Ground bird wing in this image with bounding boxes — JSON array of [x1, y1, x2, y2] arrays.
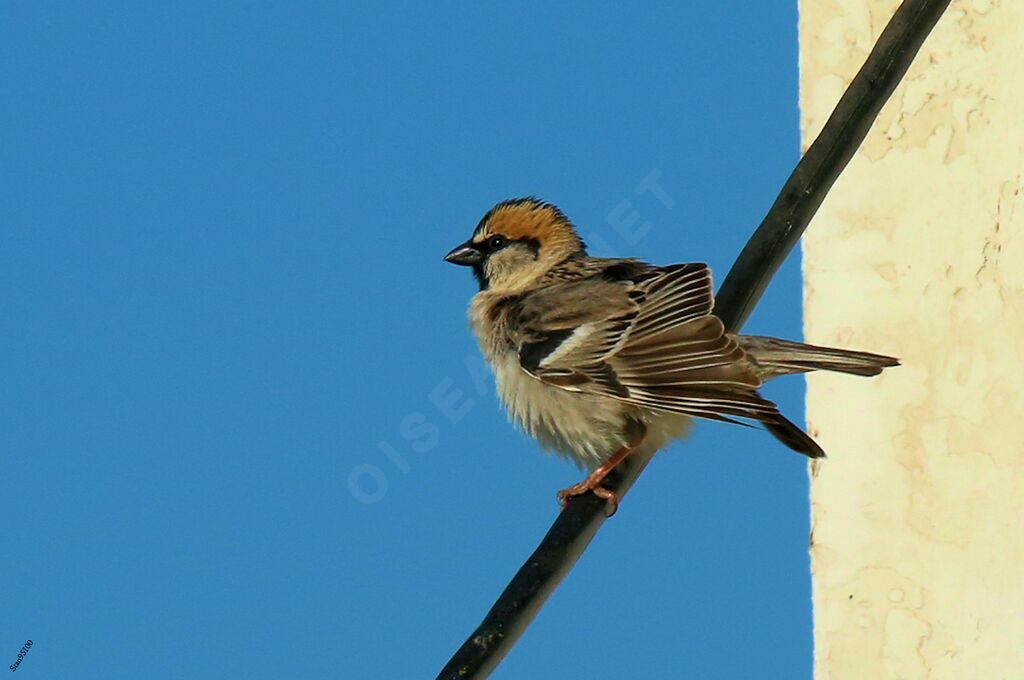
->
[[514, 262, 781, 425]]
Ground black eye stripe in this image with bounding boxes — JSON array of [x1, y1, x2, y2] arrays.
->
[[473, 235, 509, 255], [473, 235, 541, 256]]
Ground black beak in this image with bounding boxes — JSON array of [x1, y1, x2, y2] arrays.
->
[[443, 241, 483, 266]]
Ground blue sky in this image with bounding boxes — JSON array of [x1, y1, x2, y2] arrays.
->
[[2, 2, 813, 678]]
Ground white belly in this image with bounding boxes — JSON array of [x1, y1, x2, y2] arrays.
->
[[491, 353, 692, 467]]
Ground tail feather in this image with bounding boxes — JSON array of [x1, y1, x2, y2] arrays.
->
[[736, 335, 899, 458], [737, 335, 899, 379]]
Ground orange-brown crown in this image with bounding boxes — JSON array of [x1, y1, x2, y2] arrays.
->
[[472, 197, 586, 260]]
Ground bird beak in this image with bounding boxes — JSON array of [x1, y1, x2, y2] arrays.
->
[[443, 241, 483, 266]]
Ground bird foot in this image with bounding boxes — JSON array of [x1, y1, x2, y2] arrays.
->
[[557, 480, 619, 517]]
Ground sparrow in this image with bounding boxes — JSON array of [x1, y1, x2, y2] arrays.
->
[[445, 197, 898, 514]]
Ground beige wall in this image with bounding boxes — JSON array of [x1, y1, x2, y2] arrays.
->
[[799, 1, 1024, 677]]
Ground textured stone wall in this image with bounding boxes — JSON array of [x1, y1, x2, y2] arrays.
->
[[799, 1, 1024, 677]]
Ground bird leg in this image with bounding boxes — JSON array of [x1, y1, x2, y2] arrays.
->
[[558, 427, 646, 517]]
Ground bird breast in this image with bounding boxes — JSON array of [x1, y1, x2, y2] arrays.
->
[[491, 352, 637, 467]]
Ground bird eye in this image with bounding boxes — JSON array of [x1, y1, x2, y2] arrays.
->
[[487, 235, 507, 250]]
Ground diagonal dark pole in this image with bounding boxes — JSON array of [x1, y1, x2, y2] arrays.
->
[[437, 1, 951, 678]]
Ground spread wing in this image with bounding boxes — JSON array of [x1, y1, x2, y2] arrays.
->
[[514, 262, 786, 427]]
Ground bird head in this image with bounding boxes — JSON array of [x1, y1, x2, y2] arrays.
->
[[444, 197, 586, 291]]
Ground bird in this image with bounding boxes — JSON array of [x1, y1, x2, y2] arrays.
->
[[444, 197, 898, 514]]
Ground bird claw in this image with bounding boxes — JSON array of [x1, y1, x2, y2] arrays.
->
[[557, 482, 619, 517], [555, 435, 642, 518]]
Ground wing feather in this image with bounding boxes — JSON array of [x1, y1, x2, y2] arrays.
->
[[516, 261, 781, 424]]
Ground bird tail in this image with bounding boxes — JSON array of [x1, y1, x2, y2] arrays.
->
[[737, 335, 900, 379]]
